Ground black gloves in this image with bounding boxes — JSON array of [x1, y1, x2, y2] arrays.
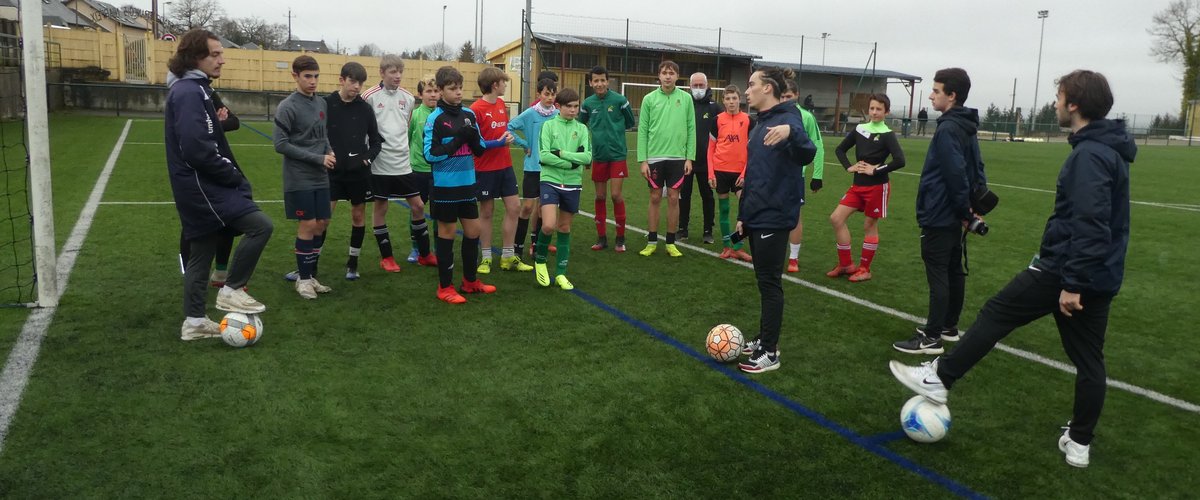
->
[[810, 178, 823, 192]]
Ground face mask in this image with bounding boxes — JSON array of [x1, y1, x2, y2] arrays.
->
[[691, 88, 707, 100]]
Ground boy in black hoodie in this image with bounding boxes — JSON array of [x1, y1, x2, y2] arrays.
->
[[325, 62, 382, 280], [891, 70, 1134, 469]]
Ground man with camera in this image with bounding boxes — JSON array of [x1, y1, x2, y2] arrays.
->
[[894, 68, 986, 355]]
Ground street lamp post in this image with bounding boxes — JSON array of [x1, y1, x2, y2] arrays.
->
[[821, 32, 831, 65], [442, 5, 448, 56], [1030, 10, 1049, 133]]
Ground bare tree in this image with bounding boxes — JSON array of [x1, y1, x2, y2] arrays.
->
[[474, 44, 490, 64], [420, 42, 454, 61], [237, 17, 288, 50], [167, 0, 225, 30], [1149, 0, 1200, 118], [358, 43, 382, 57]]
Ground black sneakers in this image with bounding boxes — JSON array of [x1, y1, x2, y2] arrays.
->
[[893, 329, 945, 355]]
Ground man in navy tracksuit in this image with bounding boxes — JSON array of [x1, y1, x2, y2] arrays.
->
[[891, 70, 1134, 468], [165, 29, 273, 341], [736, 67, 817, 374]]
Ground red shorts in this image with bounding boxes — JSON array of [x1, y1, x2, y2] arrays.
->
[[591, 160, 629, 182], [839, 183, 890, 218]]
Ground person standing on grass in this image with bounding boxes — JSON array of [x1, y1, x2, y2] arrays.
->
[[637, 60, 695, 258], [408, 74, 440, 228], [423, 66, 504, 304], [678, 72, 720, 244], [735, 66, 816, 374], [177, 89, 240, 289], [707, 84, 753, 262], [322, 62, 382, 281], [781, 80, 825, 274], [166, 28, 273, 340], [918, 107, 929, 136], [534, 88, 591, 290], [827, 93, 905, 283], [580, 65, 636, 253], [891, 70, 1134, 469], [274, 55, 335, 300], [507, 78, 558, 264], [470, 67, 523, 275]]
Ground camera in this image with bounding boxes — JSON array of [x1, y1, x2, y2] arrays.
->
[[968, 218, 989, 236]]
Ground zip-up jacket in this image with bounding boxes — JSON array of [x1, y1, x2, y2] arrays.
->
[[408, 103, 435, 173], [636, 87, 696, 162], [797, 103, 824, 181], [916, 106, 984, 228], [738, 103, 816, 230], [423, 99, 507, 203], [325, 91, 382, 180], [361, 82, 415, 175], [580, 90, 635, 162], [538, 115, 591, 187], [164, 70, 259, 240], [834, 121, 905, 186], [1036, 119, 1135, 296], [273, 91, 331, 192], [509, 104, 558, 173], [693, 89, 722, 166]]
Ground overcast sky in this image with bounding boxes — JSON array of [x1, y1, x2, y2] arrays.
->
[[146, 0, 1188, 118]]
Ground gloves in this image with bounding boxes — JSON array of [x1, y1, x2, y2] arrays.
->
[[456, 125, 477, 141], [810, 178, 823, 192]]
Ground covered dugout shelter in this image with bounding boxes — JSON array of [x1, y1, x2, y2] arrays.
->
[[754, 61, 922, 132]]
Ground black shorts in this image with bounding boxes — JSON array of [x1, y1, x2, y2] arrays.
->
[[521, 171, 541, 199], [646, 159, 686, 190], [475, 167, 519, 200], [409, 171, 433, 203], [329, 176, 372, 205], [714, 171, 743, 195], [371, 174, 421, 200], [284, 188, 333, 220], [540, 183, 582, 214], [431, 200, 480, 223]]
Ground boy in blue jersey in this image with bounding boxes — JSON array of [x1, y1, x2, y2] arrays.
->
[[507, 78, 558, 265]]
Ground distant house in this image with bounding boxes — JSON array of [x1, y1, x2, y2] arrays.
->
[[241, 42, 260, 51], [62, 0, 149, 38], [283, 39, 329, 54], [0, 0, 100, 31]]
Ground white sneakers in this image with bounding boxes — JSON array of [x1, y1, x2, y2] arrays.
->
[[180, 317, 221, 341], [295, 278, 332, 299], [889, 359, 949, 405], [215, 286, 266, 314], [1059, 428, 1090, 468]]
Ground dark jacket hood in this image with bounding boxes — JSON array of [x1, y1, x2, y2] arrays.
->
[[1069, 119, 1137, 163], [936, 106, 979, 136]]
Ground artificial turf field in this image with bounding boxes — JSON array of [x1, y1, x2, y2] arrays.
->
[[0, 113, 1197, 498]]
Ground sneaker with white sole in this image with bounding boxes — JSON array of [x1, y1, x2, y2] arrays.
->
[[283, 270, 299, 282], [738, 348, 780, 373], [893, 330, 945, 355], [345, 267, 360, 280], [215, 286, 267, 313], [180, 317, 221, 341], [1058, 427, 1090, 468], [209, 269, 228, 288], [295, 279, 318, 300], [741, 338, 761, 356], [889, 359, 948, 404], [407, 248, 420, 263], [915, 326, 962, 342], [310, 278, 332, 293]]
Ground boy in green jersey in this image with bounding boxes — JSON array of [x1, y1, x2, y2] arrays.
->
[[409, 75, 438, 203], [580, 66, 636, 252], [781, 81, 825, 273], [636, 60, 696, 258], [534, 88, 591, 290]]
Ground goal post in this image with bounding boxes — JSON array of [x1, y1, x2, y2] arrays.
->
[[20, 0, 58, 307]]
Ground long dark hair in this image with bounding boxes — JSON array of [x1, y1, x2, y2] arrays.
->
[[168, 29, 219, 77]]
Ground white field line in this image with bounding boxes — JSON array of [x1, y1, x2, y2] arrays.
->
[[99, 200, 284, 205], [0, 120, 133, 452], [578, 208, 1200, 415]]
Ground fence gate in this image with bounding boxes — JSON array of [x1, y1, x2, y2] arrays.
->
[[123, 35, 148, 83]]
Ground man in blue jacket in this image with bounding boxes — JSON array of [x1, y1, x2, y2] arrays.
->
[[891, 70, 1134, 468], [165, 29, 273, 340], [735, 66, 816, 374]]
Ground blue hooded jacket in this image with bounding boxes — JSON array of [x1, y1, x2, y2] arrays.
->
[[165, 70, 260, 240], [1036, 119, 1135, 296], [738, 102, 817, 230], [916, 106, 984, 228]]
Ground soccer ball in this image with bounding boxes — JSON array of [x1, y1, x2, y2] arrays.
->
[[220, 312, 262, 348], [900, 395, 951, 443], [705, 324, 744, 363]]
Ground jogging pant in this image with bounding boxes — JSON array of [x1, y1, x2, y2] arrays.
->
[[183, 210, 274, 317], [921, 226, 967, 334], [748, 229, 789, 352], [679, 162, 714, 234], [937, 267, 1113, 445]]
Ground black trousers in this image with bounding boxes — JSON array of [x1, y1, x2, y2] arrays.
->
[[748, 229, 789, 352], [937, 267, 1113, 445], [183, 211, 273, 317], [679, 162, 714, 233], [921, 226, 967, 333]]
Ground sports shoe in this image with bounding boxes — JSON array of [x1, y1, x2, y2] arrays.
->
[[380, 257, 402, 273], [639, 243, 658, 256], [416, 253, 438, 267], [718, 248, 734, 259], [916, 326, 962, 342], [345, 267, 360, 281], [614, 236, 626, 253], [555, 274, 574, 290], [295, 279, 318, 300], [310, 278, 332, 294], [406, 248, 420, 263], [535, 262, 550, 287], [1058, 427, 1090, 468], [437, 285, 467, 304], [888, 359, 948, 404], [787, 258, 799, 273], [461, 279, 497, 294], [500, 255, 533, 272], [180, 317, 221, 341], [665, 244, 683, 257], [702, 231, 715, 244], [741, 338, 761, 356], [209, 269, 228, 288], [848, 267, 873, 283], [825, 264, 858, 278], [733, 249, 753, 262], [591, 236, 608, 251], [477, 258, 492, 275], [216, 286, 267, 314], [678, 229, 689, 241], [893, 331, 945, 355], [739, 348, 780, 373], [283, 270, 299, 282]]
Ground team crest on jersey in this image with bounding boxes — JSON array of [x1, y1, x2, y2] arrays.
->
[[607, 105, 614, 112], [571, 131, 578, 140], [703, 113, 710, 119]]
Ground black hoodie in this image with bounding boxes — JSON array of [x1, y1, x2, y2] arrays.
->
[[693, 88, 723, 166], [1036, 119, 1135, 296], [324, 91, 382, 180], [916, 106, 985, 228]]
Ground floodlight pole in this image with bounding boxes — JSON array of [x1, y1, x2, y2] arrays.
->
[[821, 32, 830, 65], [1030, 10, 1048, 133], [20, 0, 59, 306], [521, 3, 532, 108]]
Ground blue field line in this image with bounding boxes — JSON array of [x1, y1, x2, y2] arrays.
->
[[240, 122, 274, 141], [569, 288, 987, 500], [864, 430, 910, 445]]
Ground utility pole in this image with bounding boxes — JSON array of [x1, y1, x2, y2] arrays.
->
[[1030, 10, 1049, 133], [285, 9, 295, 43], [521, 2, 532, 108], [1010, 77, 1018, 136]]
